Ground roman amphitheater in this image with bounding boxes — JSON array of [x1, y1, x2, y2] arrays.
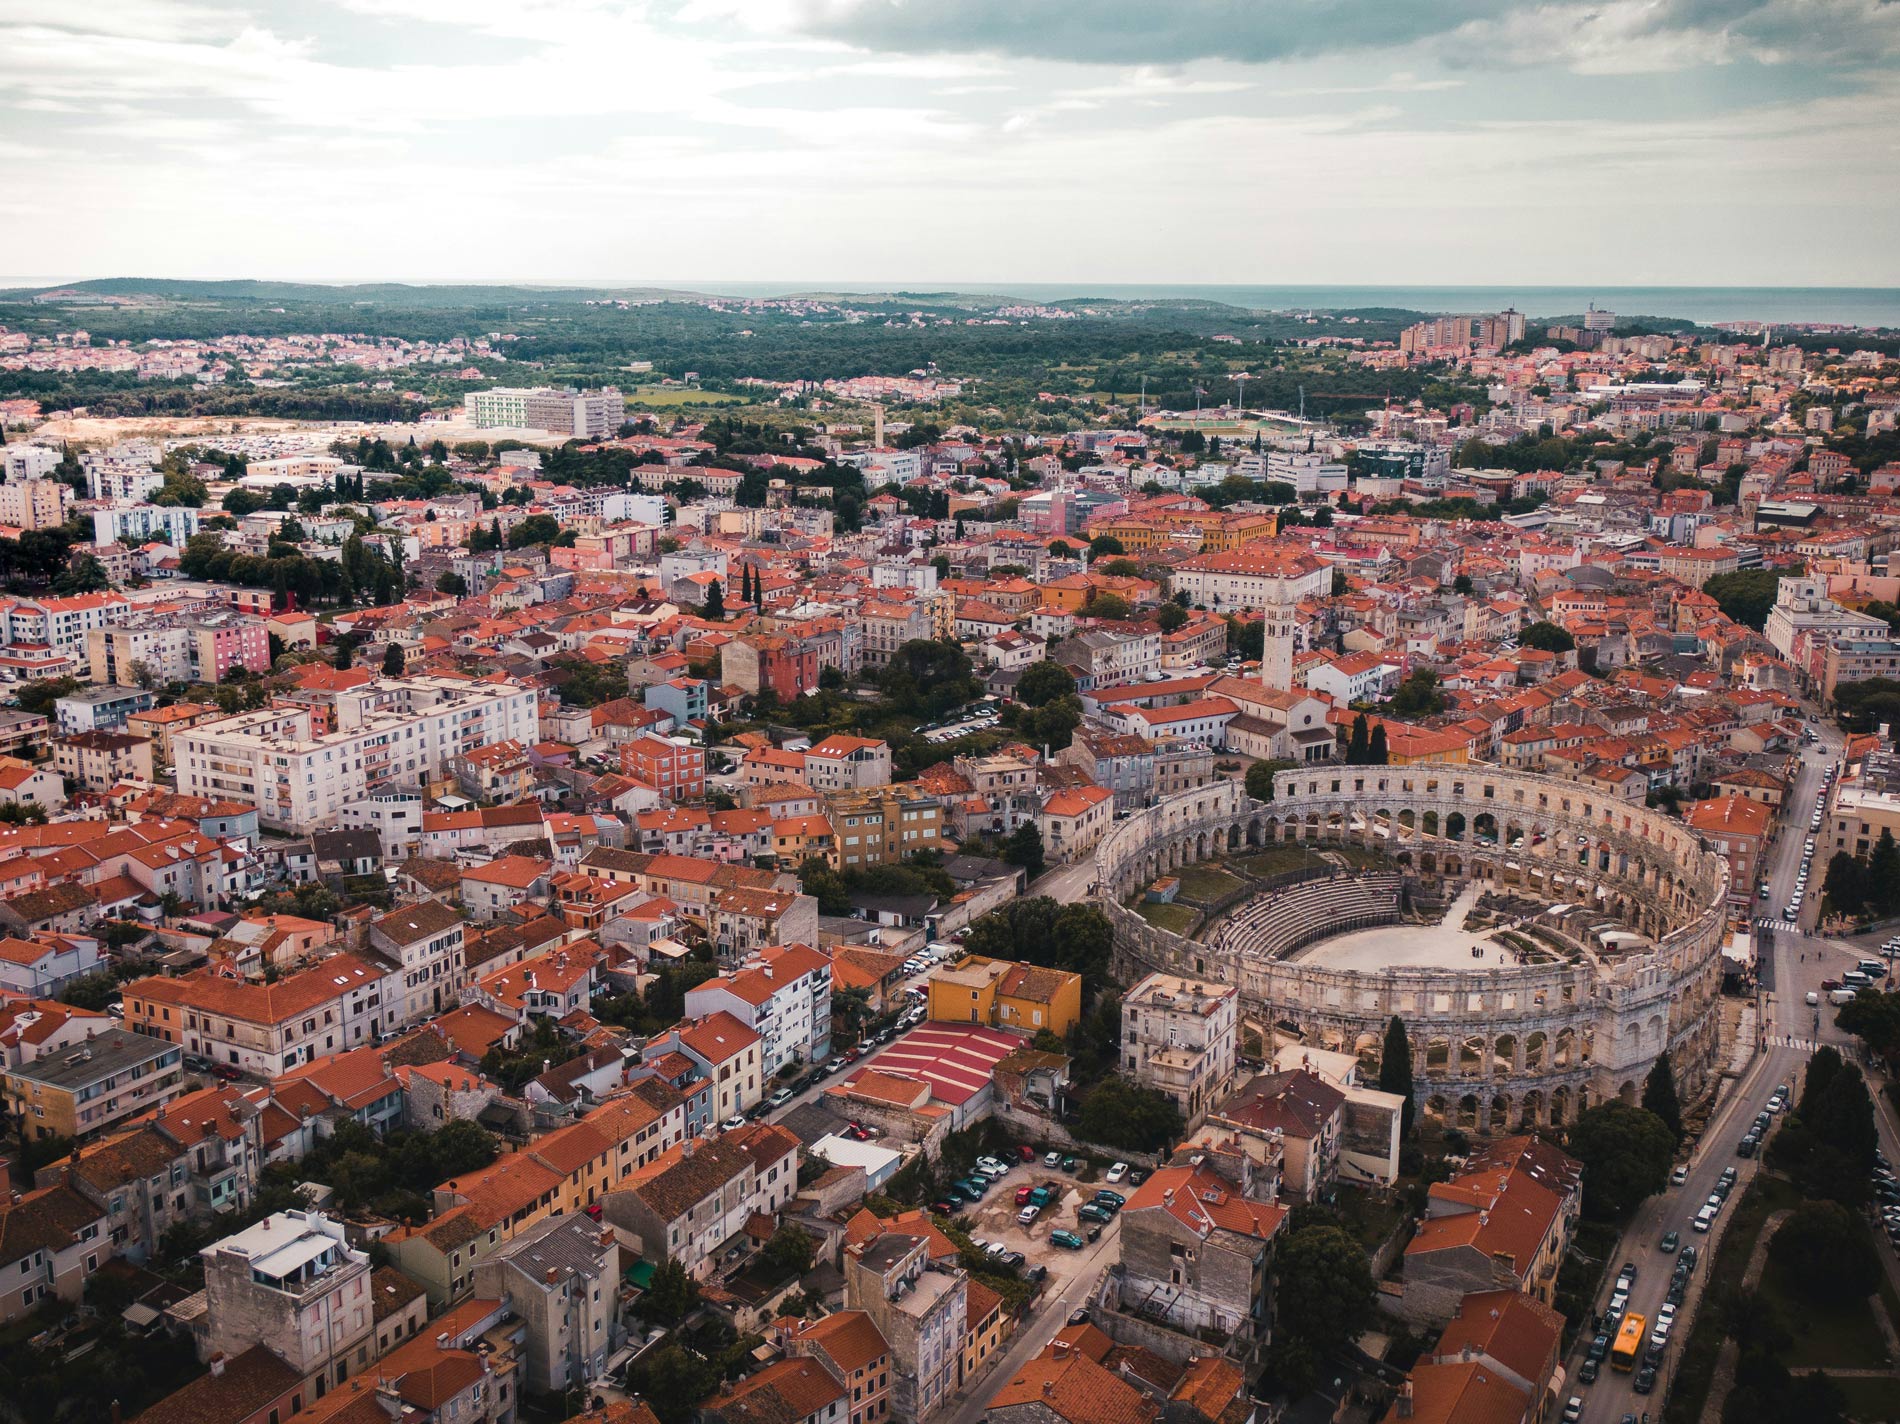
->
[[1096, 764, 1731, 1136]]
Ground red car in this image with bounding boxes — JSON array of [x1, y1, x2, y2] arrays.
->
[[211, 1062, 244, 1082], [1016, 1145, 1037, 1162], [1015, 1185, 1035, 1205], [1823, 978, 1842, 991]]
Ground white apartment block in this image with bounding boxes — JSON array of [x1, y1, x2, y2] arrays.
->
[[465, 386, 624, 438], [1, 444, 60, 481], [92, 501, 200, 547], [88, 622, 194, 686], [0, 592, 132, 654], [683, 943, 833, 1076], [843, 449, 923, 490], [84, 461, 166, 503], [1121, 973, 1239, 1131], [0, 476, 72, 531], [176, 676, 540, 833]]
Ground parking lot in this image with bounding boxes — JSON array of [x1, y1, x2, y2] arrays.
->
[[941, 1154, 1134, 1287]]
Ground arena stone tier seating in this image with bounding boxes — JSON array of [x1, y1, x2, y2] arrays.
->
[[1209, 872, 1403, 961]]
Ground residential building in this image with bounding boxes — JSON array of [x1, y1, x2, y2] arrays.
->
[[602, 1121, 799, 1278], [1400, 1137, 1581, 1324], [684, 942, 833, 1074], [789, 1310, 892, 1424], [465, 385, 625, 438], [702, 1355, 848, 1424], [0, 1184, 110, 1325], [54, 728, 155, 790], [199, 1209, 374, 1396], [621, 735, 706, 803], [649, 1011, 765, 1123], [925, 956, 1082, 1037], [55, 682, 155, 734], [471, 1213, 620, 1395], [845, 1232, 967, 1423], [367, 901, 468, 1026], [122, 952, 394, 1076], [1120, 974, 1239, 1131], [0, 932, 104, 997], [1037, 784, 1114, 863], [3, 1024, 184, 1141], [725, 632, 821, 700], [826, 786, 945, 869], [802, 736, 893, 793], [1380, 1290, 1564, 1424], [1115, 1160, 1286, 1345], [174, 676, 540, 833], [1210, 1069, 1345, 1203], [92, 500, 200, 546]]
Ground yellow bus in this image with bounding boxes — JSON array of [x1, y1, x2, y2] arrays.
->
[[1611, 1313, 1647, 1371]]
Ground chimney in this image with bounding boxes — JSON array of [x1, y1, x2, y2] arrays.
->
[[546, 1267, 560, 1284], [436, 1331, 452, 1351], [1041, 1381, 1054, 1398], [209, 1355, 227, 1378]]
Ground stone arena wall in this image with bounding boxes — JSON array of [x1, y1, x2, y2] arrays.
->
[[1095, 765, 1730, 1135]]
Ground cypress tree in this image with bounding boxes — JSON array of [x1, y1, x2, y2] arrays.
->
[[1379, 1016, 1416, 1136], [1369, 724, 1389, 765], [1347, 713, 1370, 765], [1642, 1051, 1682, 1141]]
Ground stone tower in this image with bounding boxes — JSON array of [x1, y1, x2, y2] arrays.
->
[[1260, 577, 1296, 692]]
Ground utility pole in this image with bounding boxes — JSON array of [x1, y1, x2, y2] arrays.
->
[[1140, 375, 1146, 422]]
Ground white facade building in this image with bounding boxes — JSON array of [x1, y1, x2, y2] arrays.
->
[[175, 676, 540, 833], [91, 501, 200, 547], [1121, 973, 1239, 1131]]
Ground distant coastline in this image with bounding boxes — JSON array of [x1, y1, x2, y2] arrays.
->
[[4, 277, 1897, 329]]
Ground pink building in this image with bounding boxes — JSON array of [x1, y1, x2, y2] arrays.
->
[[189, 617, 272, 681]]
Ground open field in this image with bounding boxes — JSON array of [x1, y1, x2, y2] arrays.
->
[[623, 385, 749, 408]]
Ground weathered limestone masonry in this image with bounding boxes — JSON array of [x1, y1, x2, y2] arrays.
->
[[1096, 765, 1730, 1137]]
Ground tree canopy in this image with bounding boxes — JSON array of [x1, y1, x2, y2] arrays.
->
[[1566, 1101, 1675, 1221], [1077, 1075, 1185, 1153]]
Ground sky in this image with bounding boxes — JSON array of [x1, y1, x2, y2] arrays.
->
[[2, 0, 1898, 289]]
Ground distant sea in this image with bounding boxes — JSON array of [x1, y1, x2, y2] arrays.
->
[[688, 282, 1900, 329]]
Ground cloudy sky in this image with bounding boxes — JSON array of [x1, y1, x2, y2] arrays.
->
[[2, 0, 1897, 288]]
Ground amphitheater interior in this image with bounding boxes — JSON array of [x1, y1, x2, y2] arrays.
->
[[1095, 764, 1730, 1137]]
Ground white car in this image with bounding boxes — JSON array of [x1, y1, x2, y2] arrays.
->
[[721, 1114, 747, 1130], [768, 1088, 793, 1108], [975, 1156, 1010, 1178], [1106, 1162, 1129, 1183]]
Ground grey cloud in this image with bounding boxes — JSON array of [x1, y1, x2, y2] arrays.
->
[[792, 0, 1517, 67], [793, 0, 1900, 69]]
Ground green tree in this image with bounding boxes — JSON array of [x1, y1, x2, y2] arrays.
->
[[1016, 660, 1076, 708], [15, 675, 78, 719], [627, 1343, 719, 1424], [1274, 1225, 1374, 1354], [1517, 620, 1575, 653], [1387, 668, 1446, 718], [506, 513, 561, 548], [1452, 573, 1474, 594], [51, 554, 109, 594], [381, 643, 404, 677], [761, 1224, 816, 1276], [1823, 850, 1869, 916], [640, 1258, 702, 1326], [1155, 602, 1188, 633], [1378, 1016, 1416, 1136], [1770, 1202, 1881, 1301], [1083, 591, 1132, 620], [1869, 829, 1900, 917], [1002, 822, 1045, 876], [1088, 534, 1125, 559], [1368, 724, 1389, 764], [1346, 713, 1370, 764], [1077, 1075, 1185, 1153], [1704, 568, 1792, 631], [1642, 1050, 1683, 1142], [1245, 758, 1294, 801], [1566, 1101, 1675, 1221], [434, 571, 467, 596], [703, 577, 726, 620]]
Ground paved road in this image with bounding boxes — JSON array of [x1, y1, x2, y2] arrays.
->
[[942, 1216, 1123, 1424], [1572, 719, 1845, 1424]]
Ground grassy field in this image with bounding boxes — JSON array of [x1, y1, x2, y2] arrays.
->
[[1761, 1227, 1895, 1369], [1231, 845, 1322, 878], [1173, 865, 1248, 902], [1664, 1173, 1804, 1424], [623, 385, 749, 408], [1135, 902, 1201, 936], [1828, 1374, 1900, 1420]]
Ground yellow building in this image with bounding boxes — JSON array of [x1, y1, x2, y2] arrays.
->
[[926, 955, 1083, 1038], [825, 785, 946, 869]]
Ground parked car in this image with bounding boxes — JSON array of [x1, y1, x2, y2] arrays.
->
[[1634, 1366, 1657, 1395], [1577, 1360, 1599, 1385], [1106, 1162, 1128, 1183], [1061, 1156, 1078, 1172], [768, 1088, 793, 1108], [1016, 1145, 1037, 1162], [1093, 1189, 1126, 1208], [1126, 1169, 1147, 1186], [1017, 1205, 1041, 1226], [1660, 1231, 1679, 1253], [1562, 1399, 1583, 1424], [931, 1201, 957, 1216], [1586, 1334, 1611, 1362], [1050, 1230, 1085, 1250], [1043, 1151, 1062, 1168], [1016, 1185, 1035, 1205], [999, 1251, 1026, 1269], [1669, 1166, 1688, 1185]]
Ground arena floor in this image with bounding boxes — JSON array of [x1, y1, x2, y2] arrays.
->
[[1291, 882, 1527, 971]]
